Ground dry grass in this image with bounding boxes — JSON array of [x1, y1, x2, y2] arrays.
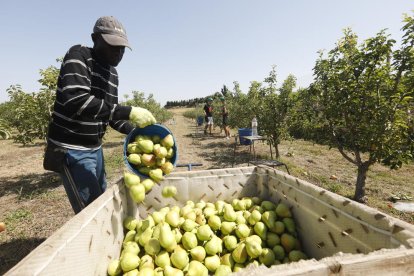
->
[[0, 107, 413, 274]]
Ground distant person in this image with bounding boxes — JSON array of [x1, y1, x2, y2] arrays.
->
[[220, 97, 231, 139], [204, 97, 213, 135], [43, 16, 156, 214]]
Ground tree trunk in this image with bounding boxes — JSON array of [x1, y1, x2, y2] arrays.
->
[[354, 162, 370, 202], [275, 144, 280, 159]]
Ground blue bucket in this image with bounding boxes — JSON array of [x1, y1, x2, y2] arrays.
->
[[197, 116, 204, 126], [123, 124, 178, 178], [238, 128, 253, 145]]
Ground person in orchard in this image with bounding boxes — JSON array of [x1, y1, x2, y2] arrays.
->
[[220, 97, 231, 139], [203, 97, 214, 135], [43, 16, 156, 214]]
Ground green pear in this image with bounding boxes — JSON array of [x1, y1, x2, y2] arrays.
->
[[246, 235, 263, 246], [138, 267, 155, 276], [149, 168, 164, 183], [156, 157, 166, 167], [129, 184, 146, 203], [124, 269, 139, 276], [152, 135, 161, 143], [151, 211, 165, 225], [204, 255, 221, 272], [171, 248, 189, 270], [155, 250, 170, 268], [161, 161, 174, 175], [187, 261, 208, 276], [203, 207, 216, 218], [138, 139, 154, 153], [127, 153, 142, 166], [120, 252, 140, 272], [181, 219, 198, 232], [154, 146, 168, 158], [127, 143, 138, 154], [173, 228, 182, 243], [288, 250, 307, 262], [272, 245, 286, 261], [266, 232, 281, 248], [141, 179, 155, 192], [232, 243, 248, 264], [164, 265, 184, 276], [253, 221, 268, 240], [270, 221, 285, 234], [138, 227, 153, 247], [261, 200, 276, 211], [283, 217, 296, 234], [124, 171, 140, 188], [280, 233, 296, 252], [159, 223, 177, 252], [165, 210, 180, 228], [182, 232, 198, 250], [223, 235, 238, 251], [220, 221, 236, 235], [197, 225, 213, 241], [166, 148, 174, 159], [138, 166, 151, 176], [275, 203, 292, 218], [220, 253, 234, 269], [235, 224, 251, 239], [259, 248, 276, 266], [262, 211, 277, 229], [204, 235, 223, 255], [245, 240, 262, 259], [123, 230, 136, 245], [208, 215, 221, 231], [190, 246, 206, 262], [123, 241, 140, 255], [223, 204, 237, 222], [161, 134, 174, 149], [123, 216, 138, 231], [214, 265, 232, 276], [107, 259, 122, 276], [161, 185, 177, 197], [145, 238, 161, 256], [139, 255, 154, 270], [248, 209, 262, 225]]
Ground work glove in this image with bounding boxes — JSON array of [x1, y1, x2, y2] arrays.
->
[[129, 107, 156, 128]]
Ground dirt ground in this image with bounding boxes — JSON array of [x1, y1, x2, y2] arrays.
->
[[0, 107, 413, 274]]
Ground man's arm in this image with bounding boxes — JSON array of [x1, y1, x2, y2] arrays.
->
[[109, 120, 134, 135]]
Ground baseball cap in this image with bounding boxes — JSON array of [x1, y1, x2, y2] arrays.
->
[[93, 16, 131, 50]]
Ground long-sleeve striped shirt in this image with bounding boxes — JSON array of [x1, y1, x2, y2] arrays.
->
[[47, 45, 133, 149]]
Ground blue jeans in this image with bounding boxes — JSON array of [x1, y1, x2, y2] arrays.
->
[[60, 147, 107, 214]]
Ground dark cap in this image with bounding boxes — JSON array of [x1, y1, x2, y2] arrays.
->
[[93, 16, 131, 50]]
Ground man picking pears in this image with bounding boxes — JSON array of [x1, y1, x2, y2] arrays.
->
[[44, 16, 156, 214]]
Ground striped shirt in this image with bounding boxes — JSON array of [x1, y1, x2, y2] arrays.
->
[[47, 45, 133, 149]]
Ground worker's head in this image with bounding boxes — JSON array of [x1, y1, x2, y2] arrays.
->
[[91, 16, 131, 67], [220, 96, 225, 102], [207, 97, 213, 103]]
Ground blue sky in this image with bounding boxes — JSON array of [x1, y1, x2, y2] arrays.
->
[[0, 1, 412, 106]]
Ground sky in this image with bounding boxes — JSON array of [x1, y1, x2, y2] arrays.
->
[[0, 1, 412, 106]]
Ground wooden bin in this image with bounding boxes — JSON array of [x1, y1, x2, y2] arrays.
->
[[6, 166, 414, 275]]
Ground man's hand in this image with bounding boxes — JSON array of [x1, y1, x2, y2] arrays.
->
[[129, 107, 156, 128]]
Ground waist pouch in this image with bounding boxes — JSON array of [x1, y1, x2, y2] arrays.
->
[[43, 142, 67, 173]]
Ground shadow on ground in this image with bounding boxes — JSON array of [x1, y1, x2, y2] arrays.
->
[[0, 172, 61, 198], [198, 141, 251, 169], [0, 237, 46, 275]]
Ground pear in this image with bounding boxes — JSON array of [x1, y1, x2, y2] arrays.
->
[[272, 245, 286, 261], [232, 243, 248, 264], [245, 240, 263, 259], [124, 172, 140, 188], [138, 139, 154, 153], [197, 225, 213, 241], [215, 201, 226, 215], [182, 232, 198, 250], [154, 267, 163, 276], [107, 259, 122, 276], [233, 263, 245, 272], [145, 238, 161, 256], [190, 246, 206, 262], [183, 211, 196, 221], [220, 253, 235, 269], [152, 135, 161, 143], [124, 269, 139, 276], [154, 146, 168, 158], [233, 199, 247, 211], [248, 209, 261, 225], [280, 233, 296, 252], [267, 232, 281, 248], [164, 265, 184, 276], [259, 248, 276, 266], [246, 235, 262, 246], [161, 162, 174, 175], [187, 261, 208, 276], [149, 168, 164, 183], [138, 267, 155, 276], [162, 185, 177, 198], [127, 143, 138, 154], [161, 134, 174, 149], [165, 210, 180, 228], [242, 197, 253, 209], [123, 230, 136, 245], [223, 204, 237, 222], [195, 213, 206, 225], [120, 252, 140, 272], [173, 228, 182, 243], [181, 219, 198, 232], [220, 221, 236, 235], [208, 215, 221, 231], [138, 166, 151, 176], [235, 212, 246, 225], [127, 153, 142, 166], [171, 248, 189, 270], [166, 148, 174, 159], [156, 157, 166, 167], [270, 221, 285, 234], [123, 216, 138, 231], [203, 207, 216, 218], [159, 223, 177, 252], [214, 265, 232, 276], [204, 255, 220, 272], [141, 179, 155, 192], [180, 205, 193, 217], [138, 227, 153, 247], [139, 255, 154, 270], [151, 211, 165, 225], [204, 235, 223, 255], [235, 224, 251, 239], [253, 221, 268, 240], [288, 250, 307, 262], [262, 211, 277, 229], [123, 241, 140, 255], [261, 200, 276, 211], [222, 235, 238, 251], [276, 203, 292, 218], [129, 184, 146, 203], [283, 217, 296, 234], [155, 251, 170, 268]]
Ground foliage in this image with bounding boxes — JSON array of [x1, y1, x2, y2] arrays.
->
[[0, 118, 12, 139], [123, 91, 173, 123], [305, 15, 414, 201]]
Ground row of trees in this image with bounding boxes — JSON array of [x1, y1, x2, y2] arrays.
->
[[201, 14, 413, 202], [0, 61, 172, 145]]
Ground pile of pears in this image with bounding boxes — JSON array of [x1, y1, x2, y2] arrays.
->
[[107, 197, 307, 276], [126, 134, 175, 183]]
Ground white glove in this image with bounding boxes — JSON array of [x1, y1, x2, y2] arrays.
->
[[129, 107, 156, 128]]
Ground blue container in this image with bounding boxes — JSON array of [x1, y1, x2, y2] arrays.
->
[[197, 116, 204, 126], [238, 128, 253, 145], [124, 124, 178, 178]]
